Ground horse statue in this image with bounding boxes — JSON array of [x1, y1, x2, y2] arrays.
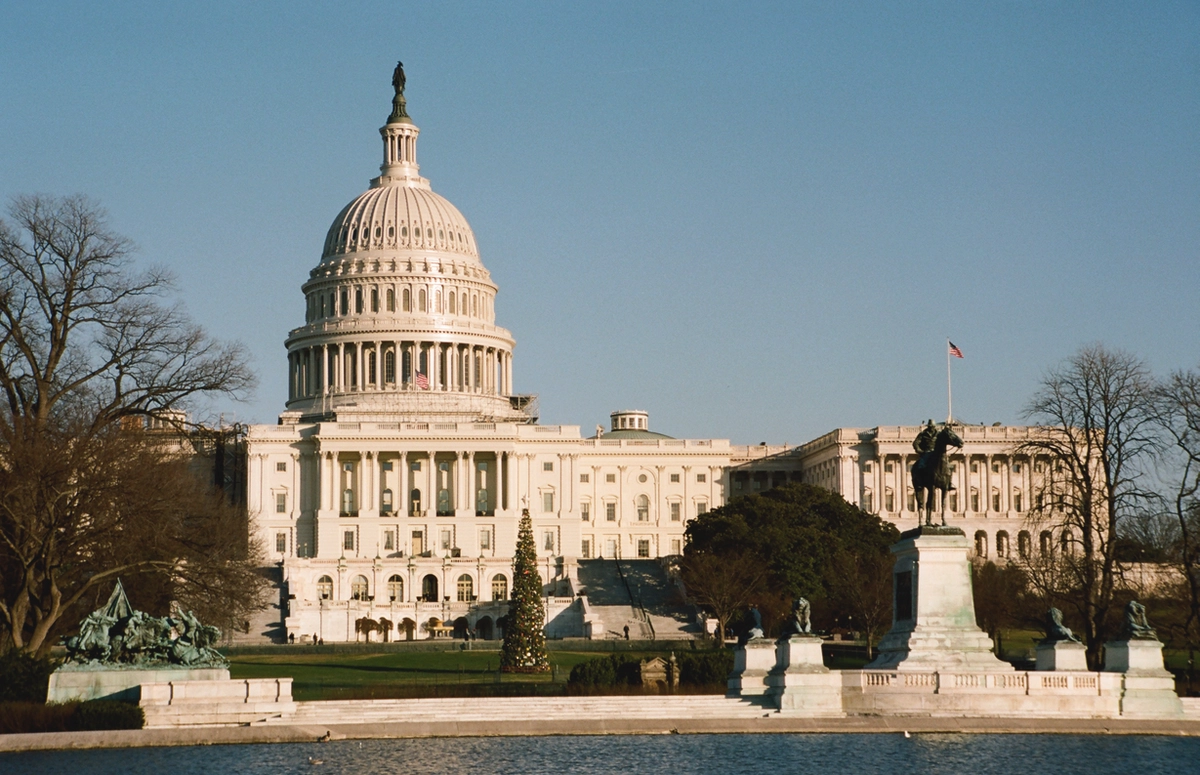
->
[[911, 423, 963, 526]]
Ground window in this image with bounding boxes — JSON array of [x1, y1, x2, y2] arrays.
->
[[670, 539, 681, 555], [670, 502, 681, 521], [402, 288, 411, 311], [342, 488, 354, 514], [276, 461, 287, 472], [340, 290, 349, 315], [343, 531, 355, 551], [317, 575, 333, 600], [543, 531, 555, 551], [971, 462, 979, 473], [384, 350, 395, 383], [696, 473, 707, 483], [970, 489, 980, 512], [637, 539, 650, 558], [605, 502, 616, 521], [636, 494, 650, 522], [862, 490, 874, 512], [449, 291, 456, 314], [479, 528, 491, 550], [351, 575, 369, 601], [276, 493, 287, 513], [992, 462, 1001, 473], [996, 531, 1009, 559], [580, 473, 590, 483], [670, 473, 680, 483], [382, 461, 393, 472], [543, 461, 554, 472], [492, 574, 508, 601], [355, 288, 363, 314], [457, 574, 474, 602], [440, 529, 452, 550], [696, 501, 708, 515], [387, 574, 403, 602], [992, 492, 1001, 512], [1013, 463, 1022, 474], [1013, 491, 1023, 512], [581, 539, 592, 559], [974, 532, 988, 559], [386, 288, 395, 312], [275, 532, 287, 553], [949, 492, 959, 512], [1019, 531, 1032, 559], [886, 462, 895, 474], [384, 530, 395, 551], [371, 288, 379, 313], [581, 502, 590, 521], [885, 490, 895, 511], [1040, 530, 1053, 556], [543, 492, 554, 513], [638, 474, 647, 483], [907, 491, 916, 512], [418, 289, 426, 312], [605, 474, 616, 483]]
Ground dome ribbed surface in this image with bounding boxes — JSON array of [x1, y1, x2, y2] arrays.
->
[[322, 184, 479, 263]]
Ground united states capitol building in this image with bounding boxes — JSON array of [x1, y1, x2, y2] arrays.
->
[[246, 70, 1061, 643]]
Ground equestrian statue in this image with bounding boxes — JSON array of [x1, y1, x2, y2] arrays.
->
[[910, 419, 963, 526]]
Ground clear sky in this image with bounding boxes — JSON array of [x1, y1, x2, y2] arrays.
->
[[2, 2, 1197, 444]]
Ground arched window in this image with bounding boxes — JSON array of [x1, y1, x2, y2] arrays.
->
[[434, 289, 442, 314], [355, 288, 363, 314], [418, 289, 426, 312], [1018, 531, 1032, 559], [387, 574, 403, 603], [317, 575, 333, 600], [402, 288, 411, 312], [371, 288, 379, 313], [491, 574, 508, 601], [342, 488, 354, 515], [381, 488, 394, 513], [449, 291, 456, 314], [974, 531, 988, 559], [996, 530, 1010, 559], [1040, 530, 1053, 556], [410, 488, 422, 513], [340, 290, 349, 316], [422, 574, 438, 602], [384, 350, 395, 383], [636, 494, 650, 522], [368, 350, 377, 385], [472, 294, 477, 317], [351, 575, 369, 601], [1061, 530, 1074, 555], [457, 574, 474, 602], [386, 288, 395, 312]]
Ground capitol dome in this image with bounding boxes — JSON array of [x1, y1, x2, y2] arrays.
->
[[280, 68, 527, 423]]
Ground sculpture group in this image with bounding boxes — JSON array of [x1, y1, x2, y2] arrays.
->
[[64, 580, 226, 669], [911, 420, 963, 526]]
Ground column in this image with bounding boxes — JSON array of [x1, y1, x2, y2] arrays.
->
[[398, 451, 408, 517], [363, 451, 373, 513], [291, 452, 300, 517]]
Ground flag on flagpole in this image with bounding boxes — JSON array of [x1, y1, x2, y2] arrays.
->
[[949, 341, 964, 359], [415, 371, 429, 389]]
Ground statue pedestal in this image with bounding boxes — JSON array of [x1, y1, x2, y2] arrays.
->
[[766, 636, 843, 715], [727, 639, 776, 697], [1036, 641, 1088, 671], [867, 526, 1010, 672], [47, 667, 230, 703], [1104, 638, 1184, 718]]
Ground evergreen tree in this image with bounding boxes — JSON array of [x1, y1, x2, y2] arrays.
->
[[500, 509, 550, 673]]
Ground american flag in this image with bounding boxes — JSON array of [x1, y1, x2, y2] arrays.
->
[[414, 371, 429, 389], [949, 341, 964, 359]]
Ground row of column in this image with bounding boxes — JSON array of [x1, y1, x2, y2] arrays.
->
[[867, 453, 1043, 515], [288, 341, 513, 400], [317, 449, 514, 517]]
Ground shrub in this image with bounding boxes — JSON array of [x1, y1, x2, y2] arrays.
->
[[567, 654, 640, 688], [677, 649, 733, 687], [0, 651, 57, 702], [69, 700, 145, 731], [0, 702, 77, 734]]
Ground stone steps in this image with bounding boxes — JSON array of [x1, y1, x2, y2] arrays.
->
[[275, 696, 772, 725]]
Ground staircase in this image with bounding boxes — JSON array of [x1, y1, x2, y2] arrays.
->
[[575, 560, 699, 640], [223, 566, 288, 645]]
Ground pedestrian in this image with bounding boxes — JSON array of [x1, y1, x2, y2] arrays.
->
[[623, 624, 630, 640], [289, 632, 295, 644]]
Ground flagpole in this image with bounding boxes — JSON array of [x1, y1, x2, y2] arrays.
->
[[946, 338, 953, 424]]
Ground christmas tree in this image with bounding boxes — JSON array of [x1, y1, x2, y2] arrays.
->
[[500, 508, 550, 673]]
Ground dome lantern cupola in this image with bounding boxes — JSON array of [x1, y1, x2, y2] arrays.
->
[[376, 61, 422, 187]]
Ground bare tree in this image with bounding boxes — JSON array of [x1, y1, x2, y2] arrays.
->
[[1018, 344, 1159, 667], [678, 550, 769, 647], [0, 194, 261, 653], [829, 548, 892, 659], [1154, 368, 1200, 646]]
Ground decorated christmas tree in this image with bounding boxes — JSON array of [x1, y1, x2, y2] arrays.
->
[[500, 508, 550, 673]]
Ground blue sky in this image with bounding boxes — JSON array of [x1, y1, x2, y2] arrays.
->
[[2, 2, 1197, 443]]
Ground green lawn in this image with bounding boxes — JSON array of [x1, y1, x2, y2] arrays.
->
[[228, 649, 673, 701]]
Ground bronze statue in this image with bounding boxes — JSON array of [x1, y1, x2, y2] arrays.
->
[[911, 423, 963, 526], [781, 597, 812, 637], [1039, 607, 1081, 645], [738, 606, 765, 645], [392, 61, 406, 96], [1121, 600, 1157, 641]]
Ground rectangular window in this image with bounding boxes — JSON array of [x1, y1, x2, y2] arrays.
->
[[670, 473, 680, 483], [382, 461, 393, 471], [696, 501, 708, 515], [479, 529, 491, 550], [606, 502, 616, 521], [605, 473, 616, 483], [384, 530, 395, 551], [971, 492, 980, 512], [992, 463, 1001, 473], [275, 533, 287, 553], [411, 461, 421, 471], [581, 539, 591, 559], [543, 492, 554, 513], [441, 529, 452, 550], [670, 502, 681, 521], [543, 461, 554, 472], [886, 462, 895, 473], [606, 538, 618, 557], [343, 531, 355, 551], [543, 531, 555, 551], [637, 539, 650, 558], [1014, 492, 1023, 512], [971, 462, 979, 473], [670, 539, 681, 555], [1013, 463, 1022, 474], [276, 461, 287, 472], [275, 493, 287, 513], [343, 462, 353, 472], [581, 502, 590, 521], [992, 493, 1001, 511], [696, 473, 706, 483], [580, 473, 590, 483]]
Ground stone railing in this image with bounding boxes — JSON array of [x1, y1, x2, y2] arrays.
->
[[852, 669, 1118, 696]]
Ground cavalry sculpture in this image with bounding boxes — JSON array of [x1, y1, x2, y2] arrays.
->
[[910, 420, 963, 526]]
